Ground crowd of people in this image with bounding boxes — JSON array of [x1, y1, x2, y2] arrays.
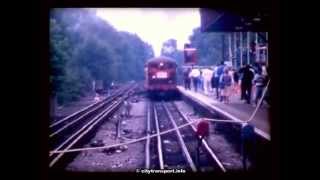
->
[[183, 61, 269, 106]]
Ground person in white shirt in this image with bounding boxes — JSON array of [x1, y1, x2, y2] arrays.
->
[[189, 68, 200, 92], [202, 68, 213, 95]]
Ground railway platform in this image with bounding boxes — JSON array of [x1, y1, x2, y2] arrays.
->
[[177, 86, 270, 141]]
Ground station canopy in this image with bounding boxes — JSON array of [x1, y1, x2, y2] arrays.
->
[[200, 7, 270, 32]]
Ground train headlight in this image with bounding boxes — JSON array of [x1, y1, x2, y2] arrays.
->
[[159, 62, 164, 67]]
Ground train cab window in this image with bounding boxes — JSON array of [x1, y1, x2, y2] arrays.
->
[[149, 63, 158, 68], [166, 63, 176, 69], [164, 63, 171, 68]]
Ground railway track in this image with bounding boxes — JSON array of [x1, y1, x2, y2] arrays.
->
[[49, 89, 250, 172], [49, 84, 137, 170], [145, 101, 226, 172], [50, 85, 129, 136]]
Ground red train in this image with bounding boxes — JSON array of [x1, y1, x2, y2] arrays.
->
[[144, 56, 180, 99]]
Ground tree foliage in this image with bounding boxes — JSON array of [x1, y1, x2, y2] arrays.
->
[[50, 9, 154, 105], [188, 27, 226, 66]]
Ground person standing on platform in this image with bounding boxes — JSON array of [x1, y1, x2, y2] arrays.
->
[[214, 61, 225, 100], [183, 68, 191, 90], [220, 68, 232, 103], [189, 67, 200, 92], [253, 69, 267, 106], [211, 66, 217, 95], [237, 66, 244, 99], [250, 63, 259, 96], [202, 68, 213, 95], [199, 69, 204, 92], [231, 68, 240, 96], [261, 65, 270, 105], [239, 64, 255, 104]]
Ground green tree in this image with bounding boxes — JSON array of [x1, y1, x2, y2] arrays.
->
[[189, 27, 226, 66], [50, 8, 155, 105]]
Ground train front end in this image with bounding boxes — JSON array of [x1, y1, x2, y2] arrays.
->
[[145, 57, 180, 100]]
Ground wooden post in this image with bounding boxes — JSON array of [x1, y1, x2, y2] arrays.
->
[[240, 32, 243, 67]]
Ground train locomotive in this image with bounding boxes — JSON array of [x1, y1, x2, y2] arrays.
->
[[144, 56, 180, 99]]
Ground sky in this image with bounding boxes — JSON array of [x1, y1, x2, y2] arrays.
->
[[95, 8, 200, 56]]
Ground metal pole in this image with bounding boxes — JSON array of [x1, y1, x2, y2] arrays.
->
[[266, 32, 268, 66], [247, 32, 250, 65], [229, 33, 232, 64], [240, 32, 243, 67], [256, 32, 259, 63], [233, 32, 237, 68], [222, 34, 225, 62]]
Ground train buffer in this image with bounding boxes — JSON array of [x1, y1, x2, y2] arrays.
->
[[177, 86, 270, 141]]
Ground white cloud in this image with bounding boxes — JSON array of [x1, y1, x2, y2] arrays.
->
[[96, 8, 200, 56]]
